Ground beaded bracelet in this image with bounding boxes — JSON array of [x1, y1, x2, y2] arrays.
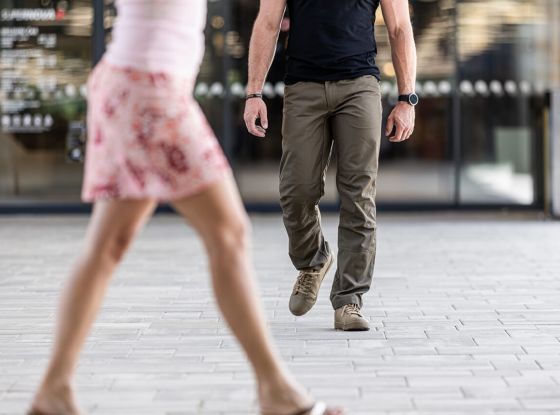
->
[[245, 93, 263, 100]]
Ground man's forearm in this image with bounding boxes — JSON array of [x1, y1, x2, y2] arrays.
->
[[247, 20, 281, 94], [389, 25, 417, 95]]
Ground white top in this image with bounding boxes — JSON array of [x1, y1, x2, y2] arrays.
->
[[104, 0, 206, 77]]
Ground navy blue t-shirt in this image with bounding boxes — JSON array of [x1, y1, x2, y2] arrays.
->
[[285, 0, 381, 84]]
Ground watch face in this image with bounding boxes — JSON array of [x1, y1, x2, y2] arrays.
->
[[409, 93, 419, 106]]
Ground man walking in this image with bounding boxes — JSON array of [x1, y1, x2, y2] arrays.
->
[[244, 0, 417, 331]]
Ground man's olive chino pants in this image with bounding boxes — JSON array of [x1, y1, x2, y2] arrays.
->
[[279, 75, 382, 309]]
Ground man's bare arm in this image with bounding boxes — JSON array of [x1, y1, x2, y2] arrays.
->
[[381, 0, 417, 142], [247, 0, 286, 94], [244, 0, 286, 137]]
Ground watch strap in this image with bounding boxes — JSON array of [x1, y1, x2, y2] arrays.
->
[[398, 93, 418, 105]]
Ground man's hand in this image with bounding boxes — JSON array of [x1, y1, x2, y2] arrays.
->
[[386, 102, 415, 143], [244, 98, 268, 138]]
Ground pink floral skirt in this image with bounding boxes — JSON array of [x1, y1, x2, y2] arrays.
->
[[82, 59, 231, 202]]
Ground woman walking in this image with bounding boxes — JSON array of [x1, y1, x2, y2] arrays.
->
[[27, 1, 343, 414]]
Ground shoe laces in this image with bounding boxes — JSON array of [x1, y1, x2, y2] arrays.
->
[[344, 303, 363, 317], [294, 269, 320, 296]]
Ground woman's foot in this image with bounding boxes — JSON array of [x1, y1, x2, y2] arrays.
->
[[29, 381, 82, 415], [258, 375, 345, 415]]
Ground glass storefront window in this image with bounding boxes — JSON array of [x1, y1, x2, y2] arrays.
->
[[1, 0, 559, 209], [0, 0, 92, 203], [457, 0, 556, 205], [375, 0, 456, 204]]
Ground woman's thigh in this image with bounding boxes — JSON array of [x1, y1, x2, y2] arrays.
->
[[83, 199, 158, 257], [170, 175, 248, 244]]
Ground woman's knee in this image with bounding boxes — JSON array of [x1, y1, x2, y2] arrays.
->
[[205, 213, 251, 257], [88, 228, 138, 266], [109, 231, 136, 262]]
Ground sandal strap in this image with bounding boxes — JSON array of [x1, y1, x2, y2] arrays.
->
[[291, 401, 327, 415], [27, 409, 55, 415]]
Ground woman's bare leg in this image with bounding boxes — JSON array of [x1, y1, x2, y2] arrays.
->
[[30, 200, 157, 414], [30, 178, 343, 414], [172, 175, 342, 415]]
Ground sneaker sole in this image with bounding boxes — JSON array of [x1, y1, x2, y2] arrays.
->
[[334, 321, 370, 331], [289, 253, 334, 316]]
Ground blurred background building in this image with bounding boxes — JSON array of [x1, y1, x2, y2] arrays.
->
[[0, 0, 559, 212]]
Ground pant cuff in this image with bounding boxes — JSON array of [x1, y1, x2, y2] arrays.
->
[[331, 294, 363, 310]]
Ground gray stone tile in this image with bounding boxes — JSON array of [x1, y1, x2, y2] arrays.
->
[[2, 214, 560, 414]]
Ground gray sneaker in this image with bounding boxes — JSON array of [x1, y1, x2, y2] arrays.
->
[[334, 304, 370, 331], [289, 253, 333, 316]]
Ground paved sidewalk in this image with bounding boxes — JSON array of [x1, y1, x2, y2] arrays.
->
[[1, 213, 560, 415]]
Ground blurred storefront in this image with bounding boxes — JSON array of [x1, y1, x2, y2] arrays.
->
[[0, 0, 559, 211]]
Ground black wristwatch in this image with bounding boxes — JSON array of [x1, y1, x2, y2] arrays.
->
[[398, 93, 419, 106]]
